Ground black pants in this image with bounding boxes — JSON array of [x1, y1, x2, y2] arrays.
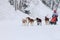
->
[[50, 22, 56, 25]]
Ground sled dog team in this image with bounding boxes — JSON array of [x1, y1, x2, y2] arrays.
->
[[22, 16, 57, 25], [22, 10, 58, 25]]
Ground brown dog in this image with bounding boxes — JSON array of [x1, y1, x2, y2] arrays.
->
[[22, 19, 27, 25], [45, 16, 49, 25], [26, 17, 34, 25], [36, 18, 42, 25]]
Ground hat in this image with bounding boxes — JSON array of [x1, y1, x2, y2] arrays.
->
[[54, 10, 56, 13]]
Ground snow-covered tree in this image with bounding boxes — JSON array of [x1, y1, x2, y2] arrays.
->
[[41, 0, 60, 11], [9, 0, 14, 5]]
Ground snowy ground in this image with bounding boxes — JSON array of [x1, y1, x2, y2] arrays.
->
[[0, 0, 60, 40]]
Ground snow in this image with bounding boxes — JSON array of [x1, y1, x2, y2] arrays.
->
[[26, 0, 53, 19], [0, 0, 60, 40]]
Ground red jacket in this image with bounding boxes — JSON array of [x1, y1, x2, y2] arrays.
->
[[51, 17, 57, 22]]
